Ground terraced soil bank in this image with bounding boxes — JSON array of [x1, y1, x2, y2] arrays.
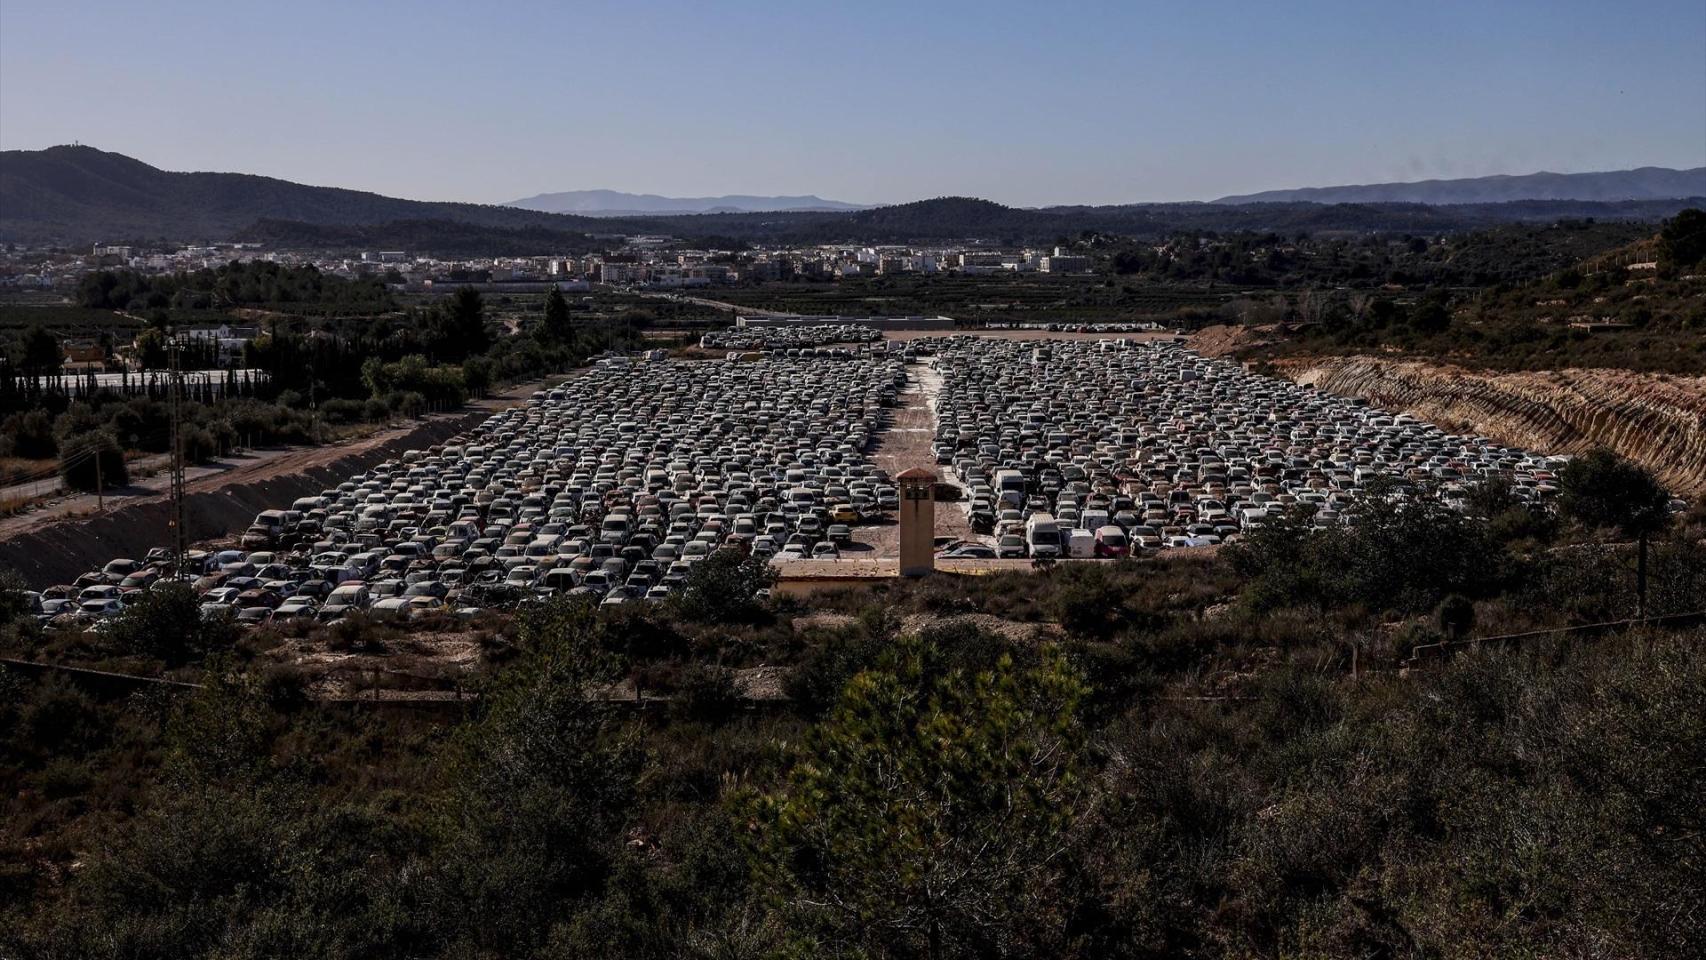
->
[[1278, 357, 1706, 495]]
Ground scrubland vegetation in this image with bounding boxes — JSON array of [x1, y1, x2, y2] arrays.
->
[[1251, 209, 1706, 374], [2, 454, 1702, 959]]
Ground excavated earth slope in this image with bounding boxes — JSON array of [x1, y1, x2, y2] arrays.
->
[[1276, 357, 1706, 496]]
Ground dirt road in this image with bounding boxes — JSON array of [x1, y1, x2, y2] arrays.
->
[[0, 452, 175, 506], [820, 361, 981, 563], [0, 378, 557, 541], [0, 431, 434, 541], [0, 378, 557, 587], [630, 290, 791, 317]]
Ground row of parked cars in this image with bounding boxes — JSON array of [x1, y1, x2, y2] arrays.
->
[[926, 336, 1587, 559], [699, 324, 883, 352], [28, 333, 1681, 628], [31, 354, 909, 628], [979, 322, 1169, 334]]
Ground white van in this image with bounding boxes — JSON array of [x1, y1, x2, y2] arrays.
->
[[1066, 528, 1096, 559], [1025, 513, 1062, 560]]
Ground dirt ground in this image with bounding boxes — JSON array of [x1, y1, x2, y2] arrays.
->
[[0, 416, 451, 544], [854, 361, 980, 559], [774, 358, 1002, 580], [1187, 323, 1278, 357], [282, 630, 485, 700], [1278, 355, 1706, 496]]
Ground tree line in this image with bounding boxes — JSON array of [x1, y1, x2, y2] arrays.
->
[[78, 260, 395, 314]]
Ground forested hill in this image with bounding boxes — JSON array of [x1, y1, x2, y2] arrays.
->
[[645, 196, 1706, 245], [4, 146, 1702, 248], [0, 145, 620, 243]]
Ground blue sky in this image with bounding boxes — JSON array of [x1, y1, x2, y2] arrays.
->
[[2, 0, 1702, 206]]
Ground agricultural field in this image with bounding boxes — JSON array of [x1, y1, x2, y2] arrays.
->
[[0, 300, 143, 337]]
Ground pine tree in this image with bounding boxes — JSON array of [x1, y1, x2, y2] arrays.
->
[[747, 631, 1088, 958]]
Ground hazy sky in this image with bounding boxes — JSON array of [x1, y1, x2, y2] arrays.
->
[[3, 0, 1703, 207]]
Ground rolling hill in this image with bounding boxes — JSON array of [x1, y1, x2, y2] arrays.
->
[[644, 196, 1705, 246], [1215, 167, 1706, 205], [504, 188, 866, 216], [0, 145, 617, 243], [2, 146, 1700, 250]]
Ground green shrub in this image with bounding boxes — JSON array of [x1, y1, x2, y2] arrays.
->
[[748, 633, 1087, 957], [1051, 564, 1125, 638], [670, 549, 773, 624], [318, 397, 366, 424], [1227, 482, 1502, 616], [786, 626, 885, 716], [107, 582, 231, 665], [390, 390, 428, 418], [672, 662, 740, 722], [1437, 593, 1476, 638], [1, 410, 58, 459], [1559, 448, 1672, 538], [0, 567, 32, 628], [58, 430, 128, 492]]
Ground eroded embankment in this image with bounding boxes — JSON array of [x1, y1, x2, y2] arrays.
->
[[1, 413, 486, 589], [1275, 356, 1706, 496]]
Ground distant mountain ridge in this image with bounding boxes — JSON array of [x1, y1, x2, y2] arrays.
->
[[504, 188, 867, 216], [1, 146, 1700, 250], [0, 144, 613, 243], [1215, 167, 1706, 205]]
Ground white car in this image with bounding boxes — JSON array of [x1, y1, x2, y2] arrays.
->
[[78, 598, 124, 619]]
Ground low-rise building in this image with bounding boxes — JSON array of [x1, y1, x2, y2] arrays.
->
[[63, 341, 107, 373], [1040, 254, 1092, 273]]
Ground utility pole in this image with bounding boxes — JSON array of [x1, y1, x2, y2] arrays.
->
[[308, 311, 324, 443], [94, 443, 103, 512], [166, 329, 188, 580], [307, 352, 318, 443]]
